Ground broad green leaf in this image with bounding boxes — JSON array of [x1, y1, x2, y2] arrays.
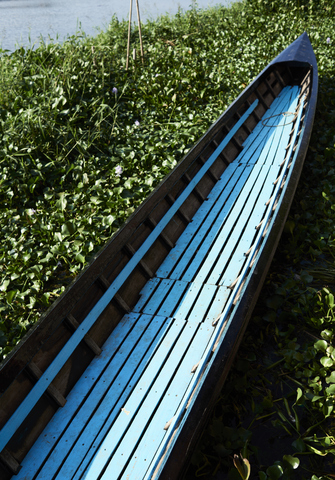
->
[[282, 455, 300, 470], [326, 371, 335, 384], [314, 340, 328, 352], [62, 222, 77, 236], [292, 438, 305, 453], [6, 290, 17, 303], [233, 454, 251, 480], [295, 388, 303, 405], [0, 279, 10, 292], [266, 464, 283, 480], [75, 253, 85, 264], [102, 215, 115, 226], [326, 384, 335, 395], [320, 356, 334, 368], [56, 193, 67, 211]]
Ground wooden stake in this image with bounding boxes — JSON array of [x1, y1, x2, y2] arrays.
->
[[135, 0, 144, 63], [126, 0, 133, 70]]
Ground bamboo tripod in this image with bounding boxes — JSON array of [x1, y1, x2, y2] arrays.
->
[[126, 0, 144, 70]]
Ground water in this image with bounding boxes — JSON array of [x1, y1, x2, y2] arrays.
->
[[0, 0, 235, 53]]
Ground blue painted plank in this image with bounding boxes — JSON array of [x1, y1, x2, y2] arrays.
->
[[236, 89, 289, 161], [133, 278, 175, 315], [73, 319, 195, 480], [15, 312, 142, 479], [118, 322, 214, 479], [195, 165, 270, 285], [155, 163, 244, 279], [133, 277, 161, 312], [240, 86, 297, 154], [235, 88, 305, 274], [215, 166, 280, 286], [238, 87, 299, 166], [179, 164, 261, 283], [260, 88, 299, 166], [157, 280, 192, 318], [159, 165, 254, 281], [242, 88, 299, 166]]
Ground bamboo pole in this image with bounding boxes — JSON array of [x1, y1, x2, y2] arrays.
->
[[126, 0, 133, 70], [135, 0, 144, 64]]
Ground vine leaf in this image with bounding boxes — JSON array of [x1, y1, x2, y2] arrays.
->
[[233, 453, 251, 480]]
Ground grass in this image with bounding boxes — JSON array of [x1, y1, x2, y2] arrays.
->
[[1, 0, 335, 478]]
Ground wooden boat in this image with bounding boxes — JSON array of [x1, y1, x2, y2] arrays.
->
[[0, 32, 317, 480]]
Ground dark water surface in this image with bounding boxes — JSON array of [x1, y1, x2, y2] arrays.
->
[[0, 0, 234, 52]]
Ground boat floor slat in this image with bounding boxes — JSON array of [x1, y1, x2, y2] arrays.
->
[[156, 163, 252, 281], [90, 322, 214, 480], [178, 164, 267, 283], [239, 87, 300, 165], [239, 85, 299, 163]]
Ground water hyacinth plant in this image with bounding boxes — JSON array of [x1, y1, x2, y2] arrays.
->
[[1, 0, 335, 477]]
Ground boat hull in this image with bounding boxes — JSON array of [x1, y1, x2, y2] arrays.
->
[[0, 32, 317, 480]]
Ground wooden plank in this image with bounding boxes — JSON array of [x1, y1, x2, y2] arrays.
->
[[178, 164, 263, 283], [104, 322, 215, 479], [27, 314, 171, 480], [69, 318, 188, 480], [15, 313, 143, 478], [156, 164, 250, 280]]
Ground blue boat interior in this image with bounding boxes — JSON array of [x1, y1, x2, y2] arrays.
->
[[10, 84, 308, 480]]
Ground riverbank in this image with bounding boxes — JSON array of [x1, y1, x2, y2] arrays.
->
[[1, 0, 335, 477]]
